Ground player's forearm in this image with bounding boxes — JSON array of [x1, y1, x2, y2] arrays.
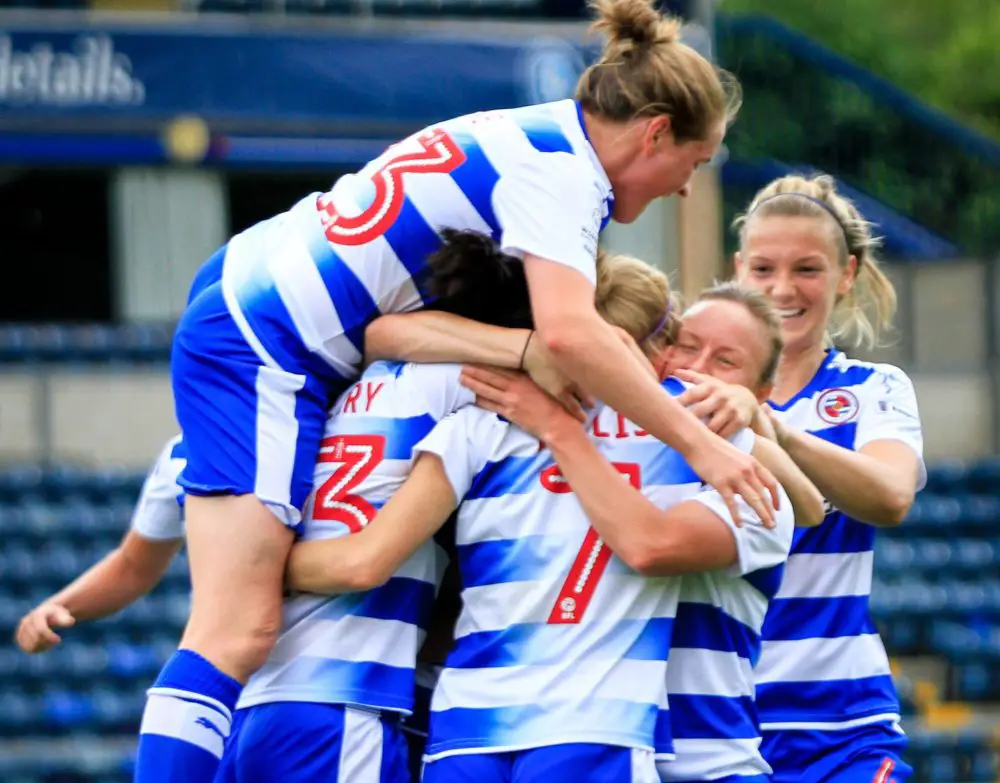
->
[[286, 539, 386, 594], [539, 315, 708, 456], [753, 438, 825, 528], [780, 428, 913, 526], [543, 420, 670, 572], [365, 312, 529, 368], [49, 543, 176, 622]]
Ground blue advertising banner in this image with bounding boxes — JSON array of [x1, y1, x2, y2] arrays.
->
[[0, 17, 595, 137]]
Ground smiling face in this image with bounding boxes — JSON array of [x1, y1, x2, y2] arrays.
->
[[734, 214, 857, 357], [655, 297, 775, 401], [610, 119, 725, 224]]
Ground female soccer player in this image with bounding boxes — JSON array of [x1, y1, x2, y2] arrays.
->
[[465, 283, 824, 783], [215, 247, 682, 783], [142, 1, 776, 779], [674, 174, 925, 782], [15, 436, 185, 655], [285, 273, 817, 783]]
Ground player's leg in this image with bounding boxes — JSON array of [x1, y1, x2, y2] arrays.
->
[[135, 286, 330, 783], [423, 752, 512, 783], [514, 744, 660, 783]]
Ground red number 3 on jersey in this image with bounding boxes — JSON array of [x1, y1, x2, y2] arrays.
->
[[312, 434, 386, 533], [317, 128, 467, 246]]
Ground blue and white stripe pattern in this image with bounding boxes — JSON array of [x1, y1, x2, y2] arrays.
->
[[221, 99, 613, 379], [417, 387, 759, 762], [657, 562, 789, 783], [755, 350, 925, 730], [237, 361, 473, 715], [130, 435, 186, 541]]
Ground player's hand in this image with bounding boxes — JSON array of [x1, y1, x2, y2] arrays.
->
[[687, 432, 780, 529], [460, 365, 580, 441], [519, 335, 593, 422], [15, 603, 75, 654], [760, 404, 790, 447], [674, 369, 759, 439], [751, 403, 779, 442]]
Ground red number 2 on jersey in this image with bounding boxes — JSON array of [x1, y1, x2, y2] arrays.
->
[[544, 462, 642, 625], [317, 128, 467, 246], [312, 434, 386, 532]]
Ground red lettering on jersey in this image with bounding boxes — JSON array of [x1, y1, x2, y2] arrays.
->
[[591, 414, 649, 440], [364, 382, 385, 412], [342, 383, 362, 413], [317, 128, 466, 246]]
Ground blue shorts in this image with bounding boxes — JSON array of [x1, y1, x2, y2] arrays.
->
[[172, 274, 345, 528], [216, 702, 410, 783], [761, 721, 911, 783], [423, 744, 660, 783], [400, 672, 435, 781]]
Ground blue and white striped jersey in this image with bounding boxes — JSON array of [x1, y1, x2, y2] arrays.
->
[[416, 384, 765, 761], [129, 435, 185, 541], [657, 519, 792, 782], [236, 361, 473, 715], [755, 350, 925, 729], [218, 100, 613, 380]]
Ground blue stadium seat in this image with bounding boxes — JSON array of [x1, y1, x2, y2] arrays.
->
[[117, 322, 174, 363], [967, 456, 1000, 494], [959, 493, 1000, 532], [0, 465, 44, 502], [0, 322, 174, 364], [924, 457, 969, 494], [42, 689, 96, 732]]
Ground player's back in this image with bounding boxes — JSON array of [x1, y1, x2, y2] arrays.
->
[[660, 558, 789, 782], [418, 404, 701, 760], [756, 350, 925, 728], [237, 360, 473, 715], [216, 99, 612, 380]]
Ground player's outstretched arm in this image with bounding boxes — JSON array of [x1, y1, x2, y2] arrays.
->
[[15, 530, 181, 654], [365, 312, 530, 370], [522, 256, 779, 528], [364, 313, 587, 421], [768, 408, 920, 527], [463, 367, 750, 576], [286, 455, 458, 594]]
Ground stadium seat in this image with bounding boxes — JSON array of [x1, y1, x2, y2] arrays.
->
[[924, 458, 969, 494]]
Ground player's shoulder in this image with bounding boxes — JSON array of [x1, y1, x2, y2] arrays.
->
[[828, 350, 914, 389]]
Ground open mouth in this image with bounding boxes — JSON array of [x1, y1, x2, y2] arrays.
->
[[777, 308, 806, 321]]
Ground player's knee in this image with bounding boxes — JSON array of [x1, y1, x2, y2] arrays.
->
[[183, 617, 281, 682]]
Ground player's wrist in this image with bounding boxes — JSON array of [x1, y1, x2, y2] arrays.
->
[[542, 414, 587, 452]]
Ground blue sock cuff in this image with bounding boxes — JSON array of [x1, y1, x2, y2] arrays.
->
[[151, 649, 243, 711]]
